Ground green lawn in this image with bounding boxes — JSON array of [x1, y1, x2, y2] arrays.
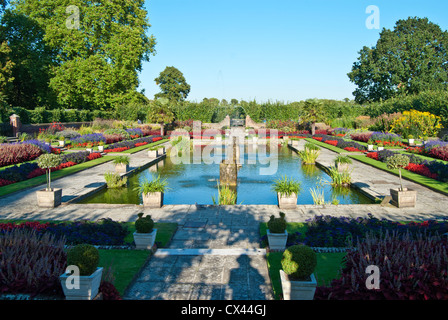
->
[[349, 154, 448, 195]]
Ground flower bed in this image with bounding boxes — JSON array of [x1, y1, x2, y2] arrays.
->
[[315, 231, 448, 300], [0, 143, 43, 167], [69, 133, 107, 148]]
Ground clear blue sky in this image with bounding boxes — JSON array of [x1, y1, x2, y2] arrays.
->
[[139, 0, 448, 103]]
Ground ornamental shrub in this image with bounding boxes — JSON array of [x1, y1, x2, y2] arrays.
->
[[0, 143, 43, 167], [66, 244, 99, 276], [389, 110, 443, 139], [315, 231, 448, 300], [135, 213, 154, 233], [267, 212, 287, 233], [281, 244, 317, 281]]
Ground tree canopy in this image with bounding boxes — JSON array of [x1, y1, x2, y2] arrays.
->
[[6, 0, 156, 110], [154, 66, 190, 102], [348, 17, 448, 103]]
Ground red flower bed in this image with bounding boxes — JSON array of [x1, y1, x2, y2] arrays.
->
[[87, 152, 102, 161], [428, 145, 448, 161], [152, 137, 163, 142], [134, 142, 148, 147], [405, 163, 438, 179], [324, 140, 338, 146], [313, 137, 323, 141], [0, 221, 50, 232], [27, 161, 78, 179], [344, 147, 363, 152], [374, 140, 406, 148], [406, 146, 424, 154], [104, 147, 130, 153], [0, 178, 14, 187], [366, 152, 379, 160]]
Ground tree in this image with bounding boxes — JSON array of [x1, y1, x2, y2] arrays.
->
[[301, 99, 326, 135], [1, 10, 57, 109], [348, 17, 448, 103], [154, 66, 190, 102], [12, 0, 156, 110], [147, 98, 174, 136]]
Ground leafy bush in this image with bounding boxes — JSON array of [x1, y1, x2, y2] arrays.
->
[[104, 172, 127, 188], [61, 151, 89, 164], [0, 143, 43, 167], [267, 212, 287, 233], [0, 228, 67, 297], [113, 155, 130, 165], [135, 174, 169, 194], [281, 244, 317, 281], [135, 213, 154, 233], [272, 175, 302, 196], [315, 231, 448, 300], [66, 244, 99, 276], [389, 110, 444, 139]]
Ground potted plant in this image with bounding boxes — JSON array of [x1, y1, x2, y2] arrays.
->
[[377, 143, 384, 151], [280, 244, 317, 300], [135, 174, 169, 208], [98, 141, 105, 152], [407, 134, 415, 146], [386, 154, 416, 208], [367, 139, 374, 151], [148, 146, 159, 158], [59, 244, 103, 300], [266, 212, 288, 251], [36, 154, 63, 208], [334, 155, 352, 172], [57, 135, 65, 147], [133, 213, 157, 250], [272, 175, 302, 209], [298, 143, 320, 165], [113, 155, 130, 173]]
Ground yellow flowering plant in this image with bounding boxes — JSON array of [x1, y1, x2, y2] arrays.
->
[[389, 110, 443, 139]]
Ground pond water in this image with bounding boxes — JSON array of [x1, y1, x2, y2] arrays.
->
[[79, 144, 373, 205]]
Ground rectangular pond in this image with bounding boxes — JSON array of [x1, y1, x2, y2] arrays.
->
[[79, 144, 373, 206]]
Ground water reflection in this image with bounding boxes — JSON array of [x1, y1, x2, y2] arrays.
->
[[80, 144, 372, 205]]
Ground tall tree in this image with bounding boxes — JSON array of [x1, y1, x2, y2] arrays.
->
[[154, 66, 190, 102], [12, 0, 156, 110], [1, 10, 57, 109], [348, 17, 448, 103]]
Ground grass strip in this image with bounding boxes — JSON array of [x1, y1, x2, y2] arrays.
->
[[0, 156, 115, 197], [349, 154, 448, 195]]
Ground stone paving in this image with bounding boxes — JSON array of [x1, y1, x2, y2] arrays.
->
[[1, 139, 448, 300]]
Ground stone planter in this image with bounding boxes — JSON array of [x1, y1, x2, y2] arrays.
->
[[377, 146, 384, 151], [115, 163, 129, 173], [148, 149, 158, 158], [390, 188, 417, 208], [86, 148, 92, 153], [58, 140, 65, 147], [277, 193, 298, 210], [133, 229, 157, 250], [367, 144, 374, 151], [336, 162, 350, 172], [267, 230, 288, 251], [36, 188, 62, 208], [408, 139, 415, 146], [280, 270, 317, 300], [142, 192, 163, 208], [98, 145, 104, 152], [59, 267, 103, 300]]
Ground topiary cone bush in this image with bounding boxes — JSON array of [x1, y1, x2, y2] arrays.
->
[[267, 212, 287, 233], [281, 244, 317, 281], [135, 213, 154, 234], [37, 153, 62, 191], [66, 243, 100, 276]]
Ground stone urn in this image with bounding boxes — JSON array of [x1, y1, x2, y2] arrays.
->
[[115, 163, 129, 174], [142, 192, 163, 208], [277, 193, 298, 210], [390, 188, 417, 208], [36, 188, 62, 208], [59, 267, 103, 300], [133, 229, 158, 250], [267, 230, 288, 251], [280, 270, 317, 300]]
